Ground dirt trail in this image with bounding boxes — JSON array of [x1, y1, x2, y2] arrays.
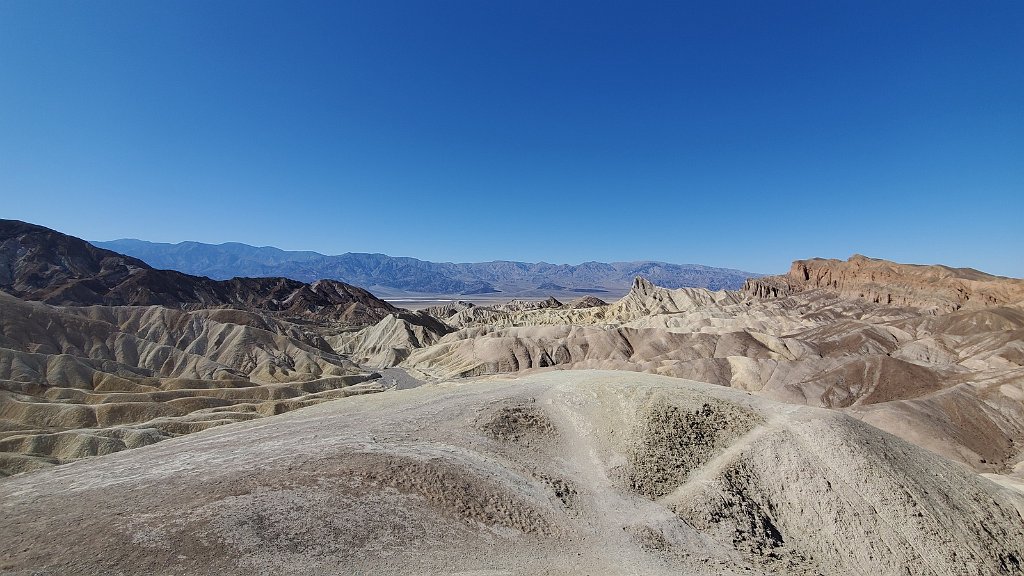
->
[[2, 370, 1022, 575]]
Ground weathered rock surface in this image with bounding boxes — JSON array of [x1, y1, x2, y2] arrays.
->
[[569, 295, 608, 309], [3, 224, 1024, 575], [329, 311, 452, 367], [1, 371, 1021, 576], [744, 254, 1024, 312], [389, 267, 1024, 483], [0, 291, 382, 475]]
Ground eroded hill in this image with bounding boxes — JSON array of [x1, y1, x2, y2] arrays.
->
[[1, 371, 1021, 575], [0, 221, 401, 475], [0, 291, 387, 475], [745, 254, 1024, 311], [2, 227, 1024, 575], [1, 219, 397, 324], [335, 265, 1024, 482]]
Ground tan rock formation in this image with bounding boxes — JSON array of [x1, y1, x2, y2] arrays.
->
[[0, 292, 381, 475], [1, 371, 1021, 575], [390, 266, 1024, 481]]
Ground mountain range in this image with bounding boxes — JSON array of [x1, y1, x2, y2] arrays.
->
[[0, 220, 398, 325], [4, 219, 1024, 575], [91, 238, 759, 297], [5, 4, 1024, 572]]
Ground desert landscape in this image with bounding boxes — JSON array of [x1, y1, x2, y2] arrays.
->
[[3, 3, 1022, 574], [1, 219, 1023, 575]]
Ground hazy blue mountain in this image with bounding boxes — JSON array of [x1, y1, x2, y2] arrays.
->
[[92, 239, 760, 295], [95, 239, 323, 276], [2, 221, 399, 325]]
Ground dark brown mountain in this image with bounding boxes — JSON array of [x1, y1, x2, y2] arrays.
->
[[0, 219, 398, 325]]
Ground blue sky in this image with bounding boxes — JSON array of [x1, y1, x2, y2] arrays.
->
[[2, 1, 1022, 276]]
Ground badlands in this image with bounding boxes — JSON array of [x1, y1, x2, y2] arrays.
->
[[2, 220, 1024, 575]]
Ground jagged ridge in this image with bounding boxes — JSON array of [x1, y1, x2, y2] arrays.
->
[[744, 254, 1024, 312], [0, 220, 398, 325], [92, 237, 760, 293]]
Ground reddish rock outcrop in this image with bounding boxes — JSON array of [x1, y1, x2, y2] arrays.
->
[[745, 254, 1024, 312]]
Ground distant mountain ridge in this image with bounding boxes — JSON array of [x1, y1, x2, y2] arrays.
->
[[92, 238, 760, 295], [0, 220, 398, 325]]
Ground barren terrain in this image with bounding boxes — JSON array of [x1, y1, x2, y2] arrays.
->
[[3, 371, 1022, 576], [3, 221, 1024, 574], [334, 265, 1024, 484]]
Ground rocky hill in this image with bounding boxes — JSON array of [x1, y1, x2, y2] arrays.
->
[[2, 371, 1022, 575], [0, 220, 401, 477], [744, 254, 1024, 312], [325, 260, 1024, 487], [93, 238, 759, 295], [4, 223, 1024, 576], [0, 291, 385, 475], [1, 220, 398, 325]]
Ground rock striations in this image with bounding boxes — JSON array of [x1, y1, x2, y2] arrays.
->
[[1, 372, 1022, 575], [744, 254, 1024, 312], [2, 222, 1024, 576], [338, 265, 1024, 485], [0, 221, 402, 475], [0, 291, 383, 476]]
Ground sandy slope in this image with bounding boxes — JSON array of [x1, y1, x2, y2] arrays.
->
[[0, 292, 381, 475], [3, 242, 1023, 575], [346, 276, 1024, 480], [2, 370, 1022, 576]]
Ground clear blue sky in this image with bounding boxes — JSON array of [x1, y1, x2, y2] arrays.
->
[[2, 1, 1022, 276]]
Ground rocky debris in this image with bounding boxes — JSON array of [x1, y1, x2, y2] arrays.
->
[[628, 399, 762, 498], [479, 401, 556, 443]]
